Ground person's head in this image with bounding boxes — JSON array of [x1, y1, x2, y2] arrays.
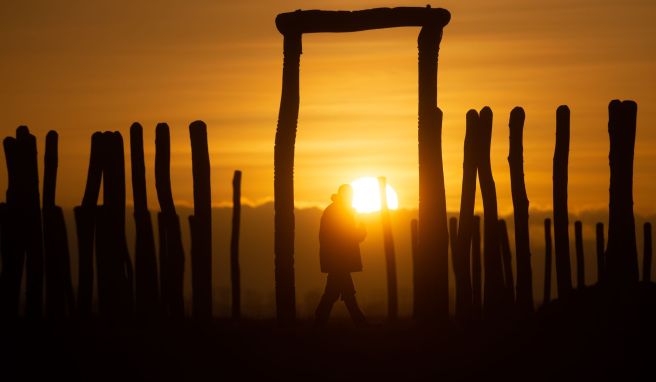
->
[[331, 184, 353, 206]]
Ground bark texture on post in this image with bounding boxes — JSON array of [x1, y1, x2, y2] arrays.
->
[[155, 123, 185, 318], [189, 120, 213, 319], [274, 33, 301, 325], [476, 107, 506, 319], [644, 223, 652, 283], [454, 110, 478, 323], [231, 170, 242, 320], [543, 219, 553, 305], [553, 105, 573, 299], [75, 132, 103, 317], [43, 131, 75, 318], [574, 221, 585, 289], [130, 123, 159, 317], [596, 222, 605, 285], [379, 177, 398, 321], [507, 107, 534, 314], [416, 25, 448, 322], [606, 100, 639, 286]]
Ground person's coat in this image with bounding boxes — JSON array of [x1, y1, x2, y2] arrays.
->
[[319, 201, 366, 273]]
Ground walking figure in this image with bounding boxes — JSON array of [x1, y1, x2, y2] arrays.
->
[[315, 184, 368, 327]]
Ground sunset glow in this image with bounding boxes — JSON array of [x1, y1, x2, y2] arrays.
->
[[351, 176, 399, 213]]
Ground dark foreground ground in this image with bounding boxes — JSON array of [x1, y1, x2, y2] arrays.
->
[[3, 283, 656, 381]]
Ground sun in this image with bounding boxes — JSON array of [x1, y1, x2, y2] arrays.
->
[[350, 177, 399, 213]]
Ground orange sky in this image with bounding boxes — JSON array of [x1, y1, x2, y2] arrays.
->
[[1, 0, 655, 214]]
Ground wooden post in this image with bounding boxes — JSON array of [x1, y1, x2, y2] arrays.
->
[[499, 219, 515, 304], [130, 123, 159, 317], [471, 215, 482, 321], [596, 222, 605, 285], [75, 132, 103, 317], [189, 120, 213, 319], [543, 219, 553, 305], [231, 170, 242, 319], [574, 221, 585, 289], [477, 107, 506, 319], [155, 123, 185, 318], [606, 100, 639, 286], [43, 131, 75, 318], [454, 109, 478, 323], [644, 222, 652, 283], [553, 105, 573, 299], [378, 177, 398, 321], [508, 106, 533, 313], [1, 136, 23, 316], [274, 33, 301, 326]]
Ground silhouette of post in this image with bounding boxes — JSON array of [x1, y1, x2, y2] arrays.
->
[[155, 123, 185, 318], [1, 135, 23, 316], [273, 32, 301, 326], [454, 110, 478, 323], [130, 123, 159, 317], [606, 100, 639, 286], [643, 223, 652, 283], [378, 177, 398, 321], [543, 219, 553, 304], [95, 132, 133, 318], [553, 105, 573, 299], [231, 170, 242, 320], [416, 24, 448, 322], [476, 107, 506, 319], [574, 221, 585, 289], [410, 218, 419, 317], [189, 120, 213, 319], [507, 107, 533, 314], [43, 131, 75, 318], [75, 132, 103, 316], [471, 215, 482, 321], [499, 219, 515, 304], [274, 7, 450, 325], [449, 216, 461, 320]]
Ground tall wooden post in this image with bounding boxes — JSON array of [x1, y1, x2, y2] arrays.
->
[[606, 100, 639, 286], [543, 219, 553, 305], [416, 24, 448, 322], [130, 123, 159, 317], [378, 177, 398, 320], [231, 170, 242, 319], [596, 222, 605, 285], [274, 33, 302, 325], [508, 107, 533, 313], [471, 215, 482, 321], [574, 221, 585, 289], [189, 120, 213, 319], [553, 105, 573, 298]]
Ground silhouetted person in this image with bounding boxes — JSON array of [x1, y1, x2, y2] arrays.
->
[[315, 184, 368, 327]]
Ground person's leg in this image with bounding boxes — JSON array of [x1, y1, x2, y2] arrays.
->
[[314, 273, 340, 326], [339, 273, 368, 327]]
